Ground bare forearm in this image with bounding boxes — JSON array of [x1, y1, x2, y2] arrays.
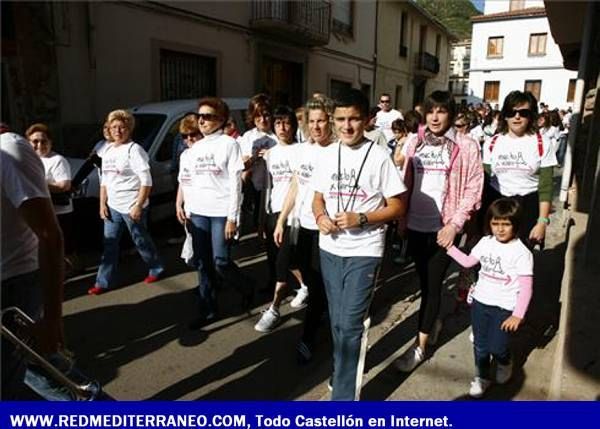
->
[[48, 181, 71, 193], [538, 201, 551, 219], [99, 186, 108, 206], [312, 192, 327, 217], [363, 198, 404, 225], [136, 186, 152, 207]]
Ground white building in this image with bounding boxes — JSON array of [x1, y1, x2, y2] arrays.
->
[[449, 39, 474, 105], [468, 0, 577, 109]]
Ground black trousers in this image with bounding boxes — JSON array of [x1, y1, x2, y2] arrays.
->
[[296, 227, 328, 344], [408, 229, 454, 334]]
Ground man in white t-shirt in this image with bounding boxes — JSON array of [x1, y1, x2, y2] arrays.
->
[[376, 93, 403, 141], [312, 90, 407, 400], [1, 132, 64, 399]]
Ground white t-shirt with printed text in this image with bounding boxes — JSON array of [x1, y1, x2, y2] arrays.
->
[[471, 235, 533, 311], [178, 131, 244, 219], [483, 133, 557, 197], [99, 142, 152, 214], [1, 133, 50, 280], [408, 143, 451, 232], [264, 142, 298, 214], [41, 152, 73, 215], [295, 142, 328, 230], [311, 139, 407, 258]]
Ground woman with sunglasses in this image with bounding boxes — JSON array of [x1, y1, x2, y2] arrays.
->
[[26, 123, 76, 271], [177, 97, 253, 329], [395, 91, 484, 372], [482, 90, 557, 247]]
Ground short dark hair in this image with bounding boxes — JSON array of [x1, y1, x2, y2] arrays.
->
[[391, 118, 408, 134], [246, 93, 272, 129], [271, 105, 298, 140], [403, 110, 423, 133], [335, 89, 369, 118], [198, 97, 229, 130], [497, 90, 539, 135], [369, 106, 381, 119], [423, 91, 457, 122], [485, 198, 522, 235]]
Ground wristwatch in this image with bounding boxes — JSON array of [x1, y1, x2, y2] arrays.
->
[[358, 213, 368, 228]]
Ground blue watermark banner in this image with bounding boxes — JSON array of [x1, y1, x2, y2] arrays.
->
[[1, 402, 599, 429]]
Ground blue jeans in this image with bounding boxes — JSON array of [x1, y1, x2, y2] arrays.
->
[[1, 270, 42, 399], [471, 299, 512, 380], [188, 214, 250, 319], [320, 250, 380, 401], [96, 207, 163, 288]]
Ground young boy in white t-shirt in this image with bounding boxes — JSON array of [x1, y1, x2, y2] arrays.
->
[[311, 89, 407, 400]]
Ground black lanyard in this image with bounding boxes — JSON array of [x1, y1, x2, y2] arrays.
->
[[337, 140, 374, 213]]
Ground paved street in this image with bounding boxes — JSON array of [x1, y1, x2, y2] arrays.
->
[[62, 201, 568, 400]]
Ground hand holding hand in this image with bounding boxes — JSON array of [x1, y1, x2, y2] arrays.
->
[[436, 224, 457, 249], [317, 215, 339, 235], [334, 212, 360, 230]]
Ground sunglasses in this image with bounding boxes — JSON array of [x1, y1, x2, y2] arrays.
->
[[380, 100, 391, 103], [505, 108, 532, 119], [198, 113, 221, 121], [454, 123, 467, 129], [182, 132, 201, 139]]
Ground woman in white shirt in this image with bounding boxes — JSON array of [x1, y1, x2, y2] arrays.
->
[[88, 110, 164, 295], [26, 123, 75, 268], [483, 90, 557, 247], [176, 97, 253, 329]]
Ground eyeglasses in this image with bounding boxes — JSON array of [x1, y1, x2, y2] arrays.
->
[[110, 125, 128, 131], [198, 113, 221, 122], [181, 132, 201, 140], [505, 108, 532, 119], [454, 123, 467, 129], [380, 99, 391, 104]]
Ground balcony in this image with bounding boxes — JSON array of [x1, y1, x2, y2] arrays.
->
[[251, 0, 331, 46], [414, 52, 440, 77]]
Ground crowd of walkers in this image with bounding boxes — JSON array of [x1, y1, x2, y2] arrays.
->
[[1, 86, 569, 400]]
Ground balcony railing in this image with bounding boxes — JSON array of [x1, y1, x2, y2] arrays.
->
[[251, 0, 331, 46], [415, 52, 440, 76]]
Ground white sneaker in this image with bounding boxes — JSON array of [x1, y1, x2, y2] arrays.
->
[[394, 345, 425, 372], [496, 361, 513, 384], [290, 285, 309, 308], [427, 319, 443, 346], [254, 307, 280, 333], [469, 331, 474, 343], [469, 377, 491, 398]]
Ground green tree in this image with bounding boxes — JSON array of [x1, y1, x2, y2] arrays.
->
[[416, 0, 481, 40]]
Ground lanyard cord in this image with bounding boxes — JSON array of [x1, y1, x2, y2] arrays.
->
[[337, 140, 374, 213]]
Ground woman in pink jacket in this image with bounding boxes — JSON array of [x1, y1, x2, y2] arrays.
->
[[395, 91, 484, 372]]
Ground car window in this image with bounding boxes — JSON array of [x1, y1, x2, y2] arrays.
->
[[156, 117, 184, 163], [132, 114, 167, 151]]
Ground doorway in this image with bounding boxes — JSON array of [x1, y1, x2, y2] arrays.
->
[[259, 55, 304, 108]]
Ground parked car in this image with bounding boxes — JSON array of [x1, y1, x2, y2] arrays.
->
[[68, 98, 249, 226]]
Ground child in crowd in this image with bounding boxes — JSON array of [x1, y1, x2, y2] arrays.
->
[[445, 198, 533, 398], [388, 118, 408, 170]]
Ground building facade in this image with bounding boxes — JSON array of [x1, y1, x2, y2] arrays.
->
[[1, 0, 377, 152], [375, 0, 455, 113], [468, 0, 577, 108], [449, 39, 473, 105]]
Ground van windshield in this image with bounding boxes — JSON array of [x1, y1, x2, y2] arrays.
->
[[132, 114, 166, 151]]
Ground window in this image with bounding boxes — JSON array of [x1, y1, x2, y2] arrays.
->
[[509, 0, 525, 11], [529, 33, 547, 56], [155, 116, 185, 163], [484, 81, 500, 102], [332, 0, 353, 36], [567, 79, 576, 102], [487, 36, 504, 58], [330, 79, 352, 101], [160, 49, 216, 101], [524, 80, 542, 101], [395, 85, 403, 109], [399, 11, 408, 57], [360, 84, 371, 102]]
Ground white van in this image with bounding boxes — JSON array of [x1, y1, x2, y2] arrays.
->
[[69, 98, 249, 224]]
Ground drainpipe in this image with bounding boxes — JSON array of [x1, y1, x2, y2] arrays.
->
[[560, 1, 594, 205], [372, 0, 379, 103]]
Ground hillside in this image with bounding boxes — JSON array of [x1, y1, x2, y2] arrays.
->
[[416, 0, 481, 40]]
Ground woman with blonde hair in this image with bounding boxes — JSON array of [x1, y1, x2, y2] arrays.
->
[[88, 109, 164, 295]]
